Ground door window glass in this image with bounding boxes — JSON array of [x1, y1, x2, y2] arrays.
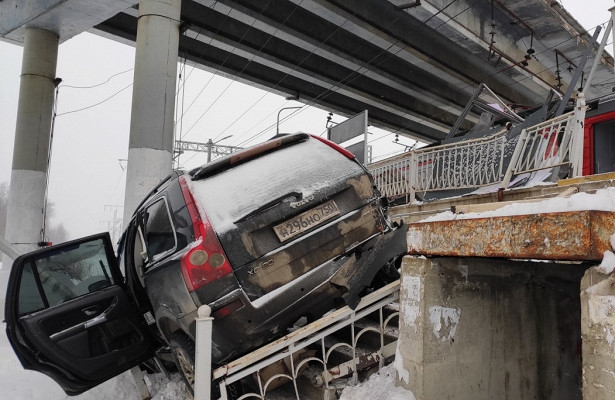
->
[[18, 264, 45, 315], [17, 238, 115, 314], [593, 120, 615, 174], [143, 199, 176, 260]]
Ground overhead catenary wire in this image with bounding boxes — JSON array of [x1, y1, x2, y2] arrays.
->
[[177, 0, 278, 142]]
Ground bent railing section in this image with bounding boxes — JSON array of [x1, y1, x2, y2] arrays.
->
[[369, 95, 586, 203], [195, 281, 400, 400]]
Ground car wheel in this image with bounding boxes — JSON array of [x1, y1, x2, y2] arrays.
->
[[169, 332, 196, 396]]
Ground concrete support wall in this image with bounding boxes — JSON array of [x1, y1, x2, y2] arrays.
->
[[581, 266, 615, 399], [122, 0, 181, 224], [4, 27, 59, 258], [396, 256, 586, 399]]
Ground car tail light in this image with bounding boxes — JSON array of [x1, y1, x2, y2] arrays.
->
[[212, 298, 244, 319], [179, 175, 233, 291], [310, 135, 356, 160]]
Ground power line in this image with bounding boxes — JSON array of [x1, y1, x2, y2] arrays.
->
[[59, 68, 133, 89], [177, 0, 277, 141], [55, 83, 133, 117]]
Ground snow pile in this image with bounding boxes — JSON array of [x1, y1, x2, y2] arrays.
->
[[597, 249, 615, 275], [0, 328, 187, 400], [339, 364, 415, 400], [421, 187, 615, 222]]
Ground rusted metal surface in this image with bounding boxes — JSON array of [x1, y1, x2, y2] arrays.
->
[[407, 211, 615, 261]]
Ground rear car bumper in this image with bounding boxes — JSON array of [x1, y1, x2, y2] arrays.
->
[[330, 221, 408, 308], [201, 222, 407, 364]]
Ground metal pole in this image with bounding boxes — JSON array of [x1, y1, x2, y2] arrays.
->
[[207, 139, 213, 163], [276, 107, 302, 135], [194, 305, 214, 400], [584, 19, 612, 97]]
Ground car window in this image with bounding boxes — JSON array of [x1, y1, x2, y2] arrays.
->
[[143, 198, 176, 260], [16, 239, 115, 315]]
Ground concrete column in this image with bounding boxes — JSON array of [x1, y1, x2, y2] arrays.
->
[[396, 256, 586, 399], [581, 266, 615, 399], [4, 27, 59, 258], [123, 0, 181, 224], [0, 27, 58, 320]]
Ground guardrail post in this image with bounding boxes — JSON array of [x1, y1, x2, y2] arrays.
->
[[501, 129, 527, 189], [570, 93, 586, 177], [195, 305, 213, 400], [409, 152, 417, 203]]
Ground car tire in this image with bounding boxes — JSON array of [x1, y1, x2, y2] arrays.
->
[[169, 332, 196, 397]]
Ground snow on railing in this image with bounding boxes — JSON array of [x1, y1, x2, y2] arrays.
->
[[195, 281, 400, 400], [368, 95, 587, 203]]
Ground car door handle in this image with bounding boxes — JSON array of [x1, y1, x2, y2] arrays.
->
[[82, 306, 100, 316], [83, 313, 107, 329], [49, 299, 117, 341]]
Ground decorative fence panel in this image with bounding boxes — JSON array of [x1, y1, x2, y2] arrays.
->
[[207, 281, 401, 400]]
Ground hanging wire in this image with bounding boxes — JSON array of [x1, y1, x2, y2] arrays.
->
[[55, 83, 133, 117], [59, 68, 133, 89]]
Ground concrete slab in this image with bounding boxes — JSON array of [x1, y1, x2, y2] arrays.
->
[[0, 0, 133, 43], [407, 210, 615, 261]]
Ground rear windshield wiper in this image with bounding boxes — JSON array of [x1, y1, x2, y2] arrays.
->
[[235, 191, 303, 223]]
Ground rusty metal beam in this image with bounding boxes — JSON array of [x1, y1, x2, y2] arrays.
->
[[407, 211, 615, 261]]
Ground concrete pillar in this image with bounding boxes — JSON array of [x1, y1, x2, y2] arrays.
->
[[4, 28, 59, 258], [123, 0, 181, 224], [396, 256, 586, 399], [581, 266, 615, 399], [0, 27, 58, 320]]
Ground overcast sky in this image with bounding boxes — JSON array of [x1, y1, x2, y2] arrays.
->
[[0, 0, 612, 241]]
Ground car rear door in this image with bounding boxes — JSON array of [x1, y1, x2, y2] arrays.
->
[[4, 233, 155, 396]]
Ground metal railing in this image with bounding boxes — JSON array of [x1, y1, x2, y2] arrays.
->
[[368, 95, 587, 202], [194, 281, 401, 400], [501, 96, 587, 187]]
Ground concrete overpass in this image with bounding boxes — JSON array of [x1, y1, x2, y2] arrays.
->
[[2, 0, 614, 144]]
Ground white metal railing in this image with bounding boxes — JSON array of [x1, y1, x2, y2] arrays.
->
[[194, 280, 400, 400], [369, 129, 508, 201], [501, 95, 587, 187], [368, 95, 587, 202]]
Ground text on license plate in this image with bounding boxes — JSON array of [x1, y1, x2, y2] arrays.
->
[[274, 200, 341, 242]]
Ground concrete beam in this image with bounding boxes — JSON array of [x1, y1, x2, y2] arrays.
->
[[0, 0, 134, 43], [407, 210, 615, 261]]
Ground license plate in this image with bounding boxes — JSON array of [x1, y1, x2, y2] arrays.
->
[[274, 200, 341, 242]]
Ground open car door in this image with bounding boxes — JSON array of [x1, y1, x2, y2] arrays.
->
[[4, 233, 155, 395]]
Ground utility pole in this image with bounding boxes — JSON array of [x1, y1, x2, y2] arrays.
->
[[101, 205, 123, 247]]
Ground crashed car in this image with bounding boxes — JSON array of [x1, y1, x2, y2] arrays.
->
[[4, 133, 406, 395]]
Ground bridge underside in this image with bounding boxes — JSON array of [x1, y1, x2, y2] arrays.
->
[[2, 1, 614, 143]]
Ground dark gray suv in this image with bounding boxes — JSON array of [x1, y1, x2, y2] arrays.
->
[[5, 133, 406, 396]]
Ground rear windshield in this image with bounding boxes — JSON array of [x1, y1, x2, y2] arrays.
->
[[186, 137, 364, 233]]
